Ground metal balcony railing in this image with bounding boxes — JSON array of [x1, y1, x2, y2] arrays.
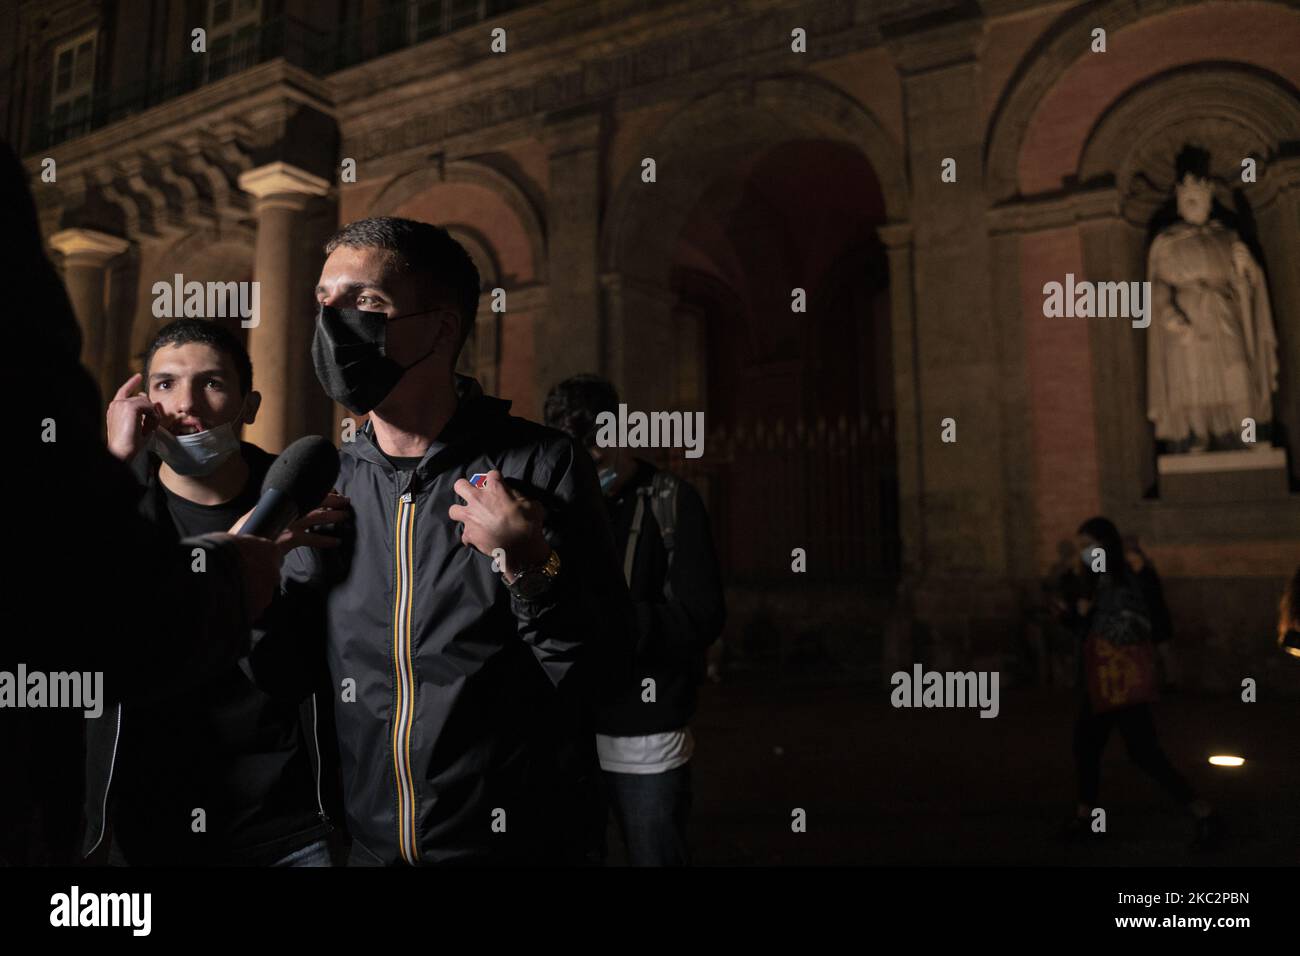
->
[[29, 1, 533, 151], [30, 15, 333, 150]]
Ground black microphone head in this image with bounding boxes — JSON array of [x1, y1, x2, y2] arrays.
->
[[263, 435, 341, 517]]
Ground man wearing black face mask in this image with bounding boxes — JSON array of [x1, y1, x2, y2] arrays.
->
[[256, 217, 632, 865]]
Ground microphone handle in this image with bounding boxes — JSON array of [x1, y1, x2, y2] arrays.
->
[[236, 487, 298, 539]]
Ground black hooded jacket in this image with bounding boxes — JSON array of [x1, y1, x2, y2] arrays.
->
[[252, 376, 633, 865], [81, 444, 333, 865]]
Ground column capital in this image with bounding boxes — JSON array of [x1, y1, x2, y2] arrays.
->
[[238, 162, 331, 203], [48, 228, 130, 264]]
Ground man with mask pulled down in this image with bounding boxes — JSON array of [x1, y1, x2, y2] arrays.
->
[[83, 320, 350, 866], [5, 137, 283, 866], [256, 217, 633, 865]]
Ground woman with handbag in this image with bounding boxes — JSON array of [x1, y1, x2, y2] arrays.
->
[[1054, 516, 1221, 850]]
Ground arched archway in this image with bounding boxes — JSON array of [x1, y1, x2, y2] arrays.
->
[[1072, 63, 1300, 501], [601, 76, 909, 586], [988, 1, 1300, 569], [985, 0, 1300, 201]]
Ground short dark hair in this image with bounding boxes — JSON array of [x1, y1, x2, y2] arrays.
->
[[544, 374, 621, 445], [324, 216, 481, 354], [143, 319, 253, 395]]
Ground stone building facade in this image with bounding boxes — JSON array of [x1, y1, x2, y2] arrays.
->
[[6, 0, 1298, 689]]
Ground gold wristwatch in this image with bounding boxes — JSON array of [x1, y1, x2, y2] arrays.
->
[[508, 548, 561, 601]]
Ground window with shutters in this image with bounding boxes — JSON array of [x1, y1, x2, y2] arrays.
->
[[49, 31, 97, 145]]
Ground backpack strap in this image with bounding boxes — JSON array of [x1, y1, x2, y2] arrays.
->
[[623, 493, 646, 587], [646, 471, 680, 600], [624, 470, 681, 593], [647, 471, 679, 559]]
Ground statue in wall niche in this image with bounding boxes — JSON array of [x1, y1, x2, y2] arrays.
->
[[1146, 145, 1279, 453]]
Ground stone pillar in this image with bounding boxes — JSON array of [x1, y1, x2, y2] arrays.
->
[[878, 223, 923, 582], [238, 162, 331, 453], [48, 228, 130, 394], [1077, 203, 1151, 511], [987, 223, 1036, 584], [884, 10, 1019, 668], [538, 109, 604, 407], [1248, 157, 1300, 486]]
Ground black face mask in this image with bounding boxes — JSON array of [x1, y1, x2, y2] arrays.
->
[[312, 304, 443, 414]]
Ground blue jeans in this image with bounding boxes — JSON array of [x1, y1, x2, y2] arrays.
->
[[603, 762, 693, 866], [270, 838, 332, 867]]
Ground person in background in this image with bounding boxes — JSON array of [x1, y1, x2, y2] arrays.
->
[[1053, 516, 1221, 850], [545, 374, 726, 866], [1122, 534, 1177, 689]]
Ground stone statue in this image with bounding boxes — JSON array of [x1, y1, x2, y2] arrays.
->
[[1146, 146, 1278, 452]]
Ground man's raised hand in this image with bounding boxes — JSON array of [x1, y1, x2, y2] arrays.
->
[[106, 372, 162, 462], [448, 471, 549, 582]]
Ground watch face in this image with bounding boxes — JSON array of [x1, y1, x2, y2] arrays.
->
[[513, 571, 549, 600]]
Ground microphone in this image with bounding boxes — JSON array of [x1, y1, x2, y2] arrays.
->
[[236, 436, 341, 539]]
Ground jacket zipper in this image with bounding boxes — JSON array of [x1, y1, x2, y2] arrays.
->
[[85, 703, 123, 857], [309, 692, 330, 827], [392, 474, 421, 864]]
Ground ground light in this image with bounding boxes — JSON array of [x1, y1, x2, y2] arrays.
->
[[1208, 755, 1245, 767]]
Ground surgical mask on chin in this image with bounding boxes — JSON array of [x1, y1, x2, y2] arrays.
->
[[148, 413, 243, 477]]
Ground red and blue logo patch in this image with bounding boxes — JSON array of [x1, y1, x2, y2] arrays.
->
[[468, 473, 490, 488]]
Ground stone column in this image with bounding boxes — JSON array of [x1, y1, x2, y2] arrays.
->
[[48, 228, 130, 394], [884, 10, 1019, 668], [1248, 157, 1300, 486], [878, 223, 923, 582], [539, 110, 604, 406], [238, 162, 331, 453], [1076, 201, 1151, 512]]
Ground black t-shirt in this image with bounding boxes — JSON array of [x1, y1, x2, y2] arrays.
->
[[382, 452, 425, 473], [160, 475, 260, 538], [110, 450, 329, 865]]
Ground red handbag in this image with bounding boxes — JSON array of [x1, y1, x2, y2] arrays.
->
[[1084, 633, 1158, 713]]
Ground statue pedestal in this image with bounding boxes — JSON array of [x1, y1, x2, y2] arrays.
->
[[1157, 446, 1289, 503]]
